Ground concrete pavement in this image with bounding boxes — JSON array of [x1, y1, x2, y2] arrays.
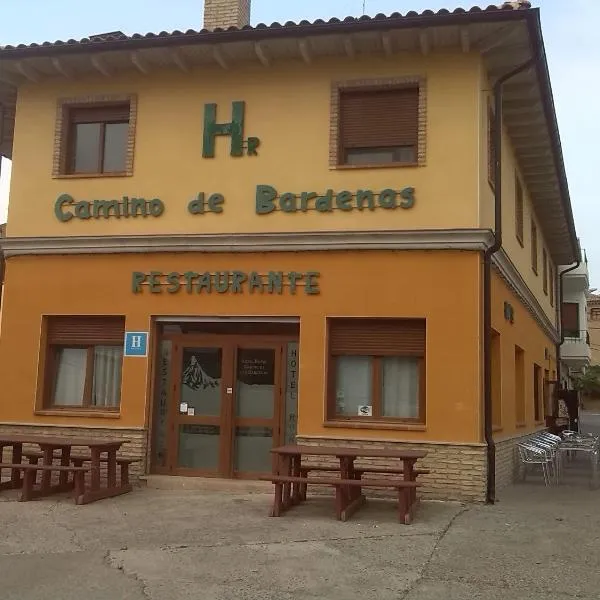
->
[[1, 470, 599, 599]]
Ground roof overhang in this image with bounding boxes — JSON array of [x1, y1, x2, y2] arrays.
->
[[0, 5, 578, 263]]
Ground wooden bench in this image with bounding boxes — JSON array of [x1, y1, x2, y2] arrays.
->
[[260, 475, 422, 524], [22, 451, 138, 486], [0, 463, 92, 502]]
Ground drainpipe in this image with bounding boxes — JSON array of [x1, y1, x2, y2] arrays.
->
[[483, 59, 534, 505]]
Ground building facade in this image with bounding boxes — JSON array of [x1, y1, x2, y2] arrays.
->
[[587, 294, 600, 367], [0, 0, 578, 501]]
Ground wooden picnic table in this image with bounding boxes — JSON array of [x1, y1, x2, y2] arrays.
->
[[0, 434, 132, 504], [266, 444, 428, 523]]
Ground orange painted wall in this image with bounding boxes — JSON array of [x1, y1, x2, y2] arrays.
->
[[491, 270, 556, 439], [0, 250, 483, 443]]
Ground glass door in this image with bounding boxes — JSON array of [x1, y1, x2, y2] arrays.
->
[[232, 344, 283, 477], [173, 345, 228, 475]]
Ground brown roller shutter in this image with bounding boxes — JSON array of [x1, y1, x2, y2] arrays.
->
[[69, 104, 130, 124], [47, 316, 125, 345], [329, 318, 425, 356], [561, 303, 579, 335], [340, 87, 418, 150]]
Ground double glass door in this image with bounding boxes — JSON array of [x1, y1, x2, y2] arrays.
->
[[170, 337, 284, 478]]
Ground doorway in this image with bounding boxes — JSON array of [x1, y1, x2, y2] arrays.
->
[[151, 325, 299, 479]]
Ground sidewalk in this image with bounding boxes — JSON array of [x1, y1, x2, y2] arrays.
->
[[0, 472, 599, 599]]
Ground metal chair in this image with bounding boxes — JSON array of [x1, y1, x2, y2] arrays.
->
[[518, 443, 555, 486]]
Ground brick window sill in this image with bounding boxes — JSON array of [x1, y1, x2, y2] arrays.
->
[[35, 409, 121, 419], [324, 419, 426, 432], [52, 172, 131, 180], [330, 162, 418, 171]]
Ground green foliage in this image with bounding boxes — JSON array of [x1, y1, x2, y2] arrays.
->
[[573, 365, 600, 397]]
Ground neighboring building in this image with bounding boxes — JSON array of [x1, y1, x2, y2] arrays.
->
[[0, 223, 5, 307], [559, 246, 591, 388], [587, 293, 600, 366], [0, 0, 579, 502]]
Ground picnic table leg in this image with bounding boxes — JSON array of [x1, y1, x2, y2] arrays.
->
[[404, 459, 416, 506], [11, 443, 23, 489], [291, 455, 302, 504], [19, 469, 35, 502], [90, 448, 101, 491], [58, 446, 71, 490], [281, 455, 292, 509], [40, 446, 54, 494], [107, 449, 117, 489]]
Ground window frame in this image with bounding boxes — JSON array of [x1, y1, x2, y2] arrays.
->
[[45, 343, 123, 411], [329, 77, 427, 170], [549, 264, 554, 306], [52, 94, 137, 179], [515, 174, 524, 246], [542, 248, 548, 295], [531, 220, 538, 275], [326, 318, 426, 427]]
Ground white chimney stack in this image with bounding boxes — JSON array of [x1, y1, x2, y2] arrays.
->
[[203, 0, 251, 30]]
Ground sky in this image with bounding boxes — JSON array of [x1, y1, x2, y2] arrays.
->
[[0, 0, 597, 286]]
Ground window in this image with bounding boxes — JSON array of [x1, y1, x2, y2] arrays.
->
[[487, 101, 496, 188], [515, 346, 525, 425], [591, 307, 600, 321], [53, 95, 137, 178], [533, 364, 542, 422], [327, 318, 425, 423], [338, 86, 419, 167], [515, 175, 524, 246], [491, 330, 501, 428], [531, 220, 538, 274], [66, 104, 130, 174], [561, 302, 580, 338], [549, 265, 554, 306], [542, 249, 548, 295], [44, 316, 125, 410]]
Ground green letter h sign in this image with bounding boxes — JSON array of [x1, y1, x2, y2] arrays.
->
[[203, 101, 245, 158]]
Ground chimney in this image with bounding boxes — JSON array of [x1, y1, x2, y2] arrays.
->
[[203, 0, 251, 30]]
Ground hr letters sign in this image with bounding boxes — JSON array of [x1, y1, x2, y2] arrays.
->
[[202, 101, 260, 158]]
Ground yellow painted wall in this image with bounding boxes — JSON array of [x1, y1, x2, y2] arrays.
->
[[479, 88, 557, 326], [0, 250, 483, 444], [491, 270, 556, 438], [7, 53, 482, 238]]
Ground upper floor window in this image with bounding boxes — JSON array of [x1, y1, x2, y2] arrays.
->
[[590, 307, 600, 321], [515, 175, 524, 246], [531, 220, 538, 275], [53, 95, 137, 178], [330, 78, 426, 169], [542, 248, 548, 295], [561, 302, 580, 338], [43, 316, 125, 411]]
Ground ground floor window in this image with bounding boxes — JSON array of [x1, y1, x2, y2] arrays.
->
[[44, 316, 125, 410], [327, 318, 426, 423]]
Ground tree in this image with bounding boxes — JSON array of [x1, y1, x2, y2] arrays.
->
[[572, 365, 600, 397]]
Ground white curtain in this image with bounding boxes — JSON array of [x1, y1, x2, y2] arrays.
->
[[53, 348, 87, 406], [382, 357, 419, 418], [336, 356, 372, 416], [92, 346, 123, 408]]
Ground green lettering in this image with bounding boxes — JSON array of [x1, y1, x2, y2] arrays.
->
[[400, 187, 415, 209], [93, 200, 119, 219], [131, 198, 147, 217], [305, 272, 320, 295], [188, 193, 205, 215], [183, 271, 199, 293], [197, 272, 212, 293], [249, 272, 264, 293], [356, 190, 375, 211], [166, 272, 181, 293], [246, 136, 260, 156], [55, 194, 74, 222], [74, 201, 91, 219], [149, 271, 163, 293], [122, 196, 130, 217], [300, 192, 317, 212], [202, 101, 245, 158], [287, 271, 303, 294], [256, 185, 277, 214], [149, 199, 164, 217], [315, 189, 333, 212], [280, 193, 297, 213], [131, 272, 146, 293], [231, 271, 247, 293], [207, 193, 224, 213], [213, 272, 230, 293], [335, 191, 353, 211], [378, 189, 397, 209], [267, 271, 283, 294]]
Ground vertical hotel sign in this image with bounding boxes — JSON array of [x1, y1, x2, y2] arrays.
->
[[285, 343, 299, 444]]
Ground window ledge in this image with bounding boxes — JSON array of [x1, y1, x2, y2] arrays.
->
[[516, 422, 527, 429], [324, 419, 426, 431], [330, 162, 418, 171], [35, 409, 121, 419], [52, 172, 131, 180]]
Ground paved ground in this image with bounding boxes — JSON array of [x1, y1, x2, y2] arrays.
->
[[1, 464, 599, 599]]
